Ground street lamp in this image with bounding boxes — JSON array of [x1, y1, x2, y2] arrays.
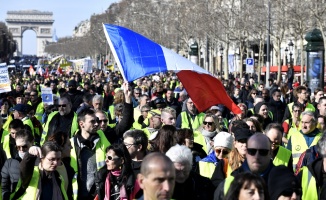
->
[[284, 47, 288, 65], [219, 45, 224, 74], [288, 40, 294, 66]]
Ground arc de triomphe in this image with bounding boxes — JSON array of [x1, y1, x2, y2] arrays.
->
[[6, 10, 54, 57]]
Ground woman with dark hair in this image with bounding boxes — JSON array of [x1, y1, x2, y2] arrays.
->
[[176, 128, 207, 172], [243, 118, 263, 133], [12, 141, 68, 200], [149, 125, 177, 154], [247, 89, 258, 109], [254, 102, 273, 130], [94, 143, 142, 200], [224, 172, 269, 200]]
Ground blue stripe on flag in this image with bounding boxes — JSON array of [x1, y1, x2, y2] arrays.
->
[[103, 24, 167, 81]]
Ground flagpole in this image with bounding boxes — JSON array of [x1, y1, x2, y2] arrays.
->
[[266, 0, 271, 88]]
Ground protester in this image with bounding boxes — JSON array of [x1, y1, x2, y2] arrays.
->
[[137, 152, 176, 200], [166, 144, 215, 200]]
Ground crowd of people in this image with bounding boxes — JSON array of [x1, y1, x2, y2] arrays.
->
[[0, 68, 324, 200]]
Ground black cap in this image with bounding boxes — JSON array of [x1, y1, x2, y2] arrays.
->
[[233, 128, 253, 141], [68, 80, 77, 87]]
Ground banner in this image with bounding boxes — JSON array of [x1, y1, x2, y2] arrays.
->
[[41, 87, 53, 105], [0, 63, 11, 93]]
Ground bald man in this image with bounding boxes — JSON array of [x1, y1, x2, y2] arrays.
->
[[138, 152, 176, 200]]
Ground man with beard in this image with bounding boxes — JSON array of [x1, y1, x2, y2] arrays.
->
[[70, 108, 111, 200], [268, 89, 286, 123], [41, 95, 78, 145], [176, 97, 205, 131], [67, 79, 83, 112]]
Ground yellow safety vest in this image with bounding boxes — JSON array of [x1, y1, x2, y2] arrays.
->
[[224, 176, 235, 195], [69, 130, 111, 200], [198, 161, 216, 179], [22, 118, 34, 136], [301, 166, 318, 200], [12, 166, 68, 200], [41, 111, 79, 145], [194, 131, 208, 154], [273, 146, 292, 167], [2, 133, 11, 159], [291, 131, 321, 170], [3, 114, 13, 132], [108, 105, 115, 122], [180, 111, 205, 130], [34, 102, 44, 122]]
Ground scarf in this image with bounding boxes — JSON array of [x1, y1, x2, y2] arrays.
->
[[201, 129, 217, 153], [104, 170, 127, 200]]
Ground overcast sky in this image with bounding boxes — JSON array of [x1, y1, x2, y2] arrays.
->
[[0, 0, 117, 55]]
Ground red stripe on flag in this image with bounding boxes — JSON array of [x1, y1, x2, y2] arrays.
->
[[176, 71, 241, 114]]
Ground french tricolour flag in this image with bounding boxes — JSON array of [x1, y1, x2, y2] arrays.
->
[[103, 24, 241, 114]]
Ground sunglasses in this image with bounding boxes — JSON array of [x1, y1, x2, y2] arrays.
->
[[203, 121, 214, 126], [215, 149, 230, 156], [106, 155, 120, 161], [247, 148, 269, 156], [16, 145, 28, 151], [98, 119, 108, 124], [58, 104, 67, 108]]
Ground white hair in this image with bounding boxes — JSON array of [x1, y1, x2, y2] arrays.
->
[[165, 144, 193, 167]]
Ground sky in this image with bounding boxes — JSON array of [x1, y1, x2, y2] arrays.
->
[[0, 0, 118, 55]]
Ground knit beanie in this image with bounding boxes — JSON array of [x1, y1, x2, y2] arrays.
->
[[214, 131, 233, 149], [268, 165, 301, 200], [254, 102, 266, 114]]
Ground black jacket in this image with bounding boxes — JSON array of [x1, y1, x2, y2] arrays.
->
[[172, 171, 215, 200], [214, 160, 275, 200], [268, 98, 286, 123], [1, 156, 21, 200], [104, 102, 134, 144], [94, 166, 142, 200]]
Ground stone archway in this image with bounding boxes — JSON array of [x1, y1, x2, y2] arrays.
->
[[5, 10, 54, 57]]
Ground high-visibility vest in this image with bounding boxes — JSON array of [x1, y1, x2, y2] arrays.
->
[[287, 102, 315, 119], [2, 133, 11, 158], [12, 166, 68, 200], [22, 118, 34, 136], [194, 131, 208, 154], [34, 102, 44, 122], [291, 131, 321, 170], [70, 130, 111, 200], [180, 111, 205, 130], [284, 119, 300, 140], [224, 176, 235, 195], [273, 146, 292, 167], [41, 111, 78, 145], [199, 161, 216, 179], [108, 105, 115, 122], [301, 166, 318, 200]]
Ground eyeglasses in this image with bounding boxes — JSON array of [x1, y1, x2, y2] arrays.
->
[[293, 110, 301, 113], [215, 149, 230, 156], [106, 155, 120, 160], [203, 121, 214, 126], [98, 119, 108, 124], [58, 104, 67, 108], [124, 143, 137, 149], [247, 148, 269, 156], [30, 94, 37, 97], [16, 145, 28, 151]]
